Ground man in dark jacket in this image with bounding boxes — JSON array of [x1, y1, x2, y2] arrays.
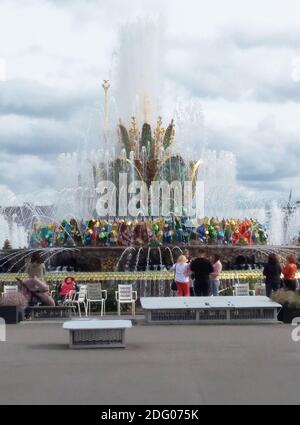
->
[[190, 249, 214, 296], [263, 254, 282, 297]]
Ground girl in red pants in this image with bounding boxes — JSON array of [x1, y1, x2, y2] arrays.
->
[[171, 255, 190, 297]]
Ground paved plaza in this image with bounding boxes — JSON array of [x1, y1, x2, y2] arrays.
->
[[0, 321, 300, 405]]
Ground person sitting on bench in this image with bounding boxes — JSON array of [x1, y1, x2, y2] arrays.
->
[[19, 277, 55, 307], [19, 252, 55, 306]]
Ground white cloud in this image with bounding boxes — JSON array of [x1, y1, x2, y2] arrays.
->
[[0, 0, 300, 201], [0, 152, 55, 193], [0, 58, 7, 81]]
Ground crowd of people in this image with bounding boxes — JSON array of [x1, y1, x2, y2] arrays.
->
[[171, 249, 299, 298], [263, 253, 299, 297], [15, 250, 299, 317], [29, 217, 268, 248], [171, 249, 223, 297]]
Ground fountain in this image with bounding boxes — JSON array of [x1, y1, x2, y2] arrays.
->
[[46, 17, 238, 222], [0, 17, 299, 281]]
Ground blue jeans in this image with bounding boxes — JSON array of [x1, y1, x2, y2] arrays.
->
[[210, 280, 220, 296]]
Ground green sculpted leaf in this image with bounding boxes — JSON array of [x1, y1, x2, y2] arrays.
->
[[163, 120, 175, 149], [119, 124, 131, 158], [140, 123, 155, 159]]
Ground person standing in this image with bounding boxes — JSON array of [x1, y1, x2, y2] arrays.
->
[[171, 255, 190, 297], [263, 254, 282, 298], [23, 252, 55, 306], [183, 248, 192, 262], [25, 252, 46, 281], [183, 248, 194, 296], [210, 254, 222, 296], [282, 255, 298, 292], [190, 249, 213, 297]]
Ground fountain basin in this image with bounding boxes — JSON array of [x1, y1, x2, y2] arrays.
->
[[0, 245, 299, 273]]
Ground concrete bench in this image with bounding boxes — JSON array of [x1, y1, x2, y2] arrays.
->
[[141, 296, 281, 324], [63, 320, 132, 349], [28, 306, 73, 320]]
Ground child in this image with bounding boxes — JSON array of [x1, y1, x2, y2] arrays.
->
[[59, 277, 78, 302]]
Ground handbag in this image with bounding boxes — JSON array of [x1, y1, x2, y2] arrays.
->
[[171, 280, 177, 291], [171, 265, 177, 291]]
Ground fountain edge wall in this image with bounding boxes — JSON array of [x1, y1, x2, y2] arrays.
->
[[1, 246, 300, 273]]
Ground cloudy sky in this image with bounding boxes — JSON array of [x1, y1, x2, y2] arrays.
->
[[0, 0, 300, 204]]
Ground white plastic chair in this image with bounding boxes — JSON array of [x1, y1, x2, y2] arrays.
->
[[3, 285, 18, 297], [63, 290, 77, 312], [254, 282, 266, 296], [86, 283, 107, 316], [115, 284, 137, 316], [66, 285, 88, 317], [233, 283, 255, 297]]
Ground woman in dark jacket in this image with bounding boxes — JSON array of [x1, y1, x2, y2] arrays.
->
[[263, 254, 282, 298]]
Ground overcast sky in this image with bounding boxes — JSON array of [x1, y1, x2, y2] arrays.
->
[[0, 0, 300, 204]]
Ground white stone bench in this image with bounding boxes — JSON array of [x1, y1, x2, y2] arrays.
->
[[63, 320, 132, 349], [141, 296, 281, 324]]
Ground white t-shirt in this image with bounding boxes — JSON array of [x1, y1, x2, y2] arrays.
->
[[171, 263, 190, 283]]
